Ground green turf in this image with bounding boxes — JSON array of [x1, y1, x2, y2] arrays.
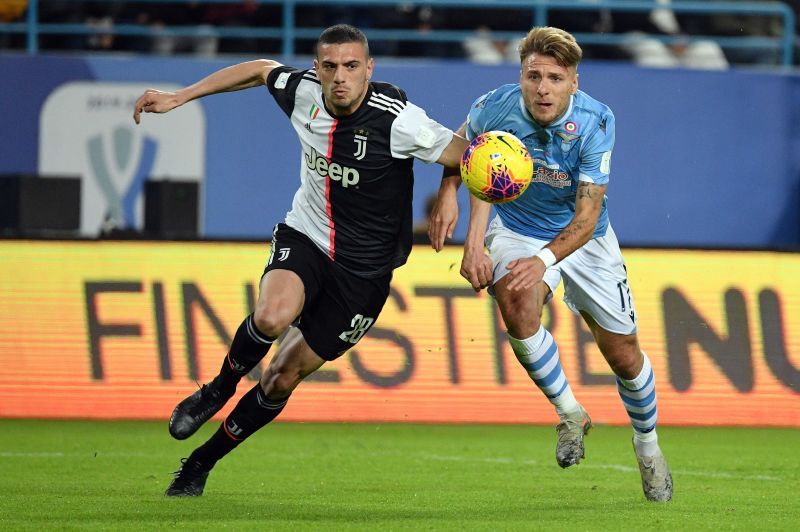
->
[[0, 420, 797, 530]]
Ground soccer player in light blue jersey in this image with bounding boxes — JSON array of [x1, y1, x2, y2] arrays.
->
[[430, 26, 672, 502]]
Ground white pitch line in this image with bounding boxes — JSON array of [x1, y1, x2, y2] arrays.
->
[[0, 452, 65, 457], [582, 462, 781, 481], [0, 451, 153, 458], [415, 452, 782, 482]]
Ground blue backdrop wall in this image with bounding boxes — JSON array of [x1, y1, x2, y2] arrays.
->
[[1, 54, 799, 249]]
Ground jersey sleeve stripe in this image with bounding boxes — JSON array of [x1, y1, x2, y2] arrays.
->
[[371, 96, 405, 114], [372, 92, 407, 108], [367, 101, 400, 116]]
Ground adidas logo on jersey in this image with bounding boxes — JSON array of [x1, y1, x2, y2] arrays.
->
[[305, 147, 360, 188]]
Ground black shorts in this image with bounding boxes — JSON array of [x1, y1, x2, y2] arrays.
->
[[264, 223, 392, 361]]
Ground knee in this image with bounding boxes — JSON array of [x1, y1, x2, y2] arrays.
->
[[502, 307, 541, 339], [252, 306, 293, 338], [500, 304, 541, 340], [506, 319, 542, 340], [497, 286, 545, 340]]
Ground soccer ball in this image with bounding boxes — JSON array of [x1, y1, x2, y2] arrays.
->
[[460, 131, 533, 204]]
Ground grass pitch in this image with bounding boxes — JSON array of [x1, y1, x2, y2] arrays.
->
[[0, 420, 797, 530]]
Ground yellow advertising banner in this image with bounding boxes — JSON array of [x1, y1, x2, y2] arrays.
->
[[0, 241, 797, 426]]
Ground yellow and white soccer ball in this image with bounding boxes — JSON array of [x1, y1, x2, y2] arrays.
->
[[460, 131, 533, 204]]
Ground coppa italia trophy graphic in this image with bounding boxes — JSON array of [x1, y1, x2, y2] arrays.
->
[[39, 82, 205, 236]]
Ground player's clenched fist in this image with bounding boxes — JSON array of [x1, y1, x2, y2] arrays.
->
[[133, 89, 181, 124]]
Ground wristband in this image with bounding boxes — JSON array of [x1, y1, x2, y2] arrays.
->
[[535, 248, 557, 268]]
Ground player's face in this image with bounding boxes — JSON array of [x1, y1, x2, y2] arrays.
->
[[519, 53, 578, 126], [314, 42, 374, 117]]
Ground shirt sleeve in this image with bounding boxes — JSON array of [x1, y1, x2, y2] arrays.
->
[[578, 110, 615, 185], [389, 101, 454, 163], [266, 65, 306, 117]]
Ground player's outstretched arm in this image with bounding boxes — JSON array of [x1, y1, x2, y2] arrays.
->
[[133, 59, 282, 124], [460, 194, 493, 291], [506, 181, 606, 291], [435, 132, 469, 169], [428, 123, 468, 251], [428, 169, 461, 252]]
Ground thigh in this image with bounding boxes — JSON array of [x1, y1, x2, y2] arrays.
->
[[560, 226, 638, 335], [257, 269, 305, 324], [297, 266, 392, 361], [261, 223, 326, 315], [485, 216, 562, 299]]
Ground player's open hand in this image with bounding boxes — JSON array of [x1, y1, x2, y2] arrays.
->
[[428, 192, 458, 252], [133, 89, 181, 124], [505, 256, 546, 291], [460, 246, 493, 292]]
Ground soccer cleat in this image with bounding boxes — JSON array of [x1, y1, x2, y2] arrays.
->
[[169, 376, 233, 440], [165, 458, 211, 497], [634, 442, 673, 502], [555, 405, 593, 468]]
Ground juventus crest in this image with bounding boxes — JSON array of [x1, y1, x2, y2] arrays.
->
[[353, 129, 369, 160]]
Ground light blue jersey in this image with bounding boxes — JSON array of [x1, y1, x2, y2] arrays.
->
[[465, 84, 615, 239]]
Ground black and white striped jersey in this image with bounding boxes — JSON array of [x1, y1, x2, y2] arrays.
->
[[266, 65, 453, 278]]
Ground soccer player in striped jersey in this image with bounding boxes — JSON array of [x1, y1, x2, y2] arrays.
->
[[429, 26, 672, 502], [133, 24, 469, 497]]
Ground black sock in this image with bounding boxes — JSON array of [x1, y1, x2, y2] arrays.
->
[[191, 383, 289, 467], [218, 314, 275, 392]]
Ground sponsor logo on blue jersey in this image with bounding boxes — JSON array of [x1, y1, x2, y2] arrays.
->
[[532, 158, 571, 188]]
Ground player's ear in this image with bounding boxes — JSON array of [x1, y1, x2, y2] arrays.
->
[[366, 57, 374, 80], [571, 72, 579, 94], [313, 58, 319, 71]]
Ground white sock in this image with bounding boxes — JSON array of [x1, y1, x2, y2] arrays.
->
[[617, 353, 660, 456], [508, 326, 580, 418], [633, 429, 660, 457]]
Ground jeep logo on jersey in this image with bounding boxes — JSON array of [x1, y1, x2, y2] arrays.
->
[[305, 147, 360, 188]]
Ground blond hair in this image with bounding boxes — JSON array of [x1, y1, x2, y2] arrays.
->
[[518, 27, 582, 67]]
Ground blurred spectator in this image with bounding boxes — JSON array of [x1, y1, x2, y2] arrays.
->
[[703, 0, 795, 66], [38, 0, 125, 52], [0, 0, 26, 21], [462, 6, 626, 64], [365, 4, 462, 58], [122, 1, 217, 56], [3, 0, 788, 66], [463, 27, 507, 64], [85, 15, 116, 51], [547, 5, 630, 61], [0, 0, 27, 49], [202, 0, 259, 54], [615, 0, 729, 69]]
